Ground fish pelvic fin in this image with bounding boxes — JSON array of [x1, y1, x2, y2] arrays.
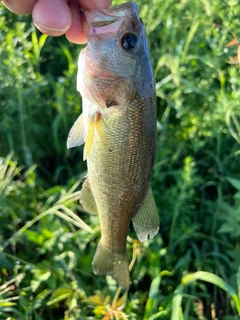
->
[[132, 186, 159, 242], [80, 176, 98, 214], [92, 241, 130, 291]]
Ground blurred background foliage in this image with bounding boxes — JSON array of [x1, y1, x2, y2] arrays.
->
[[0, 0, 240, 319]]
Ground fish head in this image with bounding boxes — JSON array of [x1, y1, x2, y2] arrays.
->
[[77, 2, 154, 116]]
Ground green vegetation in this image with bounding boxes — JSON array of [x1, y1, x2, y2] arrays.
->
[[1, 0, 240, 318]]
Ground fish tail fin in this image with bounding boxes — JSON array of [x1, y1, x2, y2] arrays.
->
[[92, 241, 130, 290]]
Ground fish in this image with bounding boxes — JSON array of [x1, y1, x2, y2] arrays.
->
[[67, 1, 159, 290]]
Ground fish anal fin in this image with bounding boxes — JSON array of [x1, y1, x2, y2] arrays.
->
[[132, 186, 159, 242], [92, 241, 130, 291], [67, 113, 85, 149], [83, 112, 101, 160], [80, 176, 98, 214]]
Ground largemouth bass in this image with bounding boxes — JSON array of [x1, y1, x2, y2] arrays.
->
[[67, 2, 159, 290]]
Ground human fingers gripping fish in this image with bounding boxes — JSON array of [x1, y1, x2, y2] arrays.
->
[[67, 2, 159, 290]]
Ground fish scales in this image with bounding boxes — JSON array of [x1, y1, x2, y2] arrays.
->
[[88, 95, 155, 240], [67, 2, 159, 290]]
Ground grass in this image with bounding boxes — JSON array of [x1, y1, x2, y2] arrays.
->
[[1, 0, 240, 319]]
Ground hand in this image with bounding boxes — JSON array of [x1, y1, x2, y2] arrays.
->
[[1, 0, 112, 43]]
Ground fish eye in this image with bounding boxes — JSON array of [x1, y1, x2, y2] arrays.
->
[[121, 33, 138, 50]]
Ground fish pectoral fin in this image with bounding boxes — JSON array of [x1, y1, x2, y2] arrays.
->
[[95, 114, 109, 142], [132, 186, 159, 242], [92, 241, 130, 291], [67, 113, 85, 149], [79, 176, 98, 214], [83, 112, 101, 160], [67, 110, 102, 159]]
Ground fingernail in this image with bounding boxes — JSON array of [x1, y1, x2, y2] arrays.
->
[[34, 22, 67, 36]]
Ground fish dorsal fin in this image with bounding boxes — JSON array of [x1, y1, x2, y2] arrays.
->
[[67, 113, 85, 149], [80, 176, 98, 214], [132, 186, 159, 242]]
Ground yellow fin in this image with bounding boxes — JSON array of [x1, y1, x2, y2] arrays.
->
[[67, 113, 85, 149], [132, 186, 159, 242], [80, 176, 98, 214], [83, 112, 101, 160], [95, 113, 108, 142]]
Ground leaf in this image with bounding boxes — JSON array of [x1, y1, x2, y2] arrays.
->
[[42, 185, 63, 196], [24, 230, 45, 246], [171, 271, 240, 319], [32, 289, 51, 310], [59, 205, 93, 233], [144, 274, 161, 319], [226, 177, 240, 191], [0, 301, 17, 307], [171, 285, 184, 320], [0, 252, 13, 269], [39, 34, 48, 51], [0, 306, 25, 319], [31, 29, 39, 59], [218, 223, 234, 234], [228, 56, 239, 64], [182, 272, 240, 313], [182, 19, 199, 62], [54, 251, 77, 270], [115, 293, 127, 308], [47, 287, 72, 306], [30, 280, 41, 293], [226, 39, 239, 47], [234, 191, 240, 200], [31, 264, 52, 292], [33, 270, 51, 282], [82, 294, 106, 306]]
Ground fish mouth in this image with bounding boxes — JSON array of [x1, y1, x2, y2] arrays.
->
[[78, 3, 141, 84], [83, 2, 139, 37]]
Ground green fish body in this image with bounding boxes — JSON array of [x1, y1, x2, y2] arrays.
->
[[67, 2, 159, 290]]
